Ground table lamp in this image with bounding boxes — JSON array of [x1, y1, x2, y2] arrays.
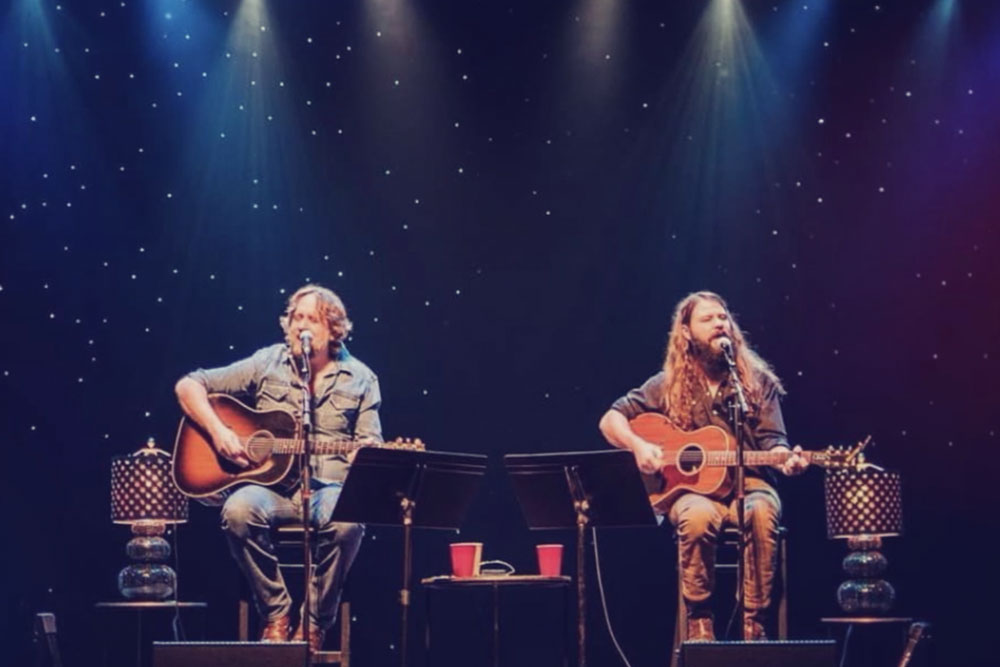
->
[[824, 467, 903, 614], [110, 438, 189, 600]]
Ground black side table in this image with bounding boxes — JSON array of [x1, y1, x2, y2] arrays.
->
[[421, 575, 572, 667], [94, 601, 207, 667], [821, 616, 913, 667]]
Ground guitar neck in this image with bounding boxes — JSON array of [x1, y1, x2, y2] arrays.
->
[[707, 448, 818, 467], [264, 437, 361, 456]]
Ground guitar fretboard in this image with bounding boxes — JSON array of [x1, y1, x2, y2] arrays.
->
[[245, 437, 362, 456], [699, 450, 827, 467]]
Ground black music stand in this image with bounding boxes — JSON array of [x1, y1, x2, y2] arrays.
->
[[504, 450, 657, 667], [331, 447, 487, 667]]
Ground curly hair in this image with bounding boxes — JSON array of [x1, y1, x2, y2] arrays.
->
[[662, 291, 784, 429], [278, 284, 353, 353]]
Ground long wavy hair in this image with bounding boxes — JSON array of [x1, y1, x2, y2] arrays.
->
[[662, 291, 784, 429], [278, 284, 353, 353]]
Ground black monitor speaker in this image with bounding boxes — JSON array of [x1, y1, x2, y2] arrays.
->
[[153, 641, 307, 667], [681, 640, 837, 667]]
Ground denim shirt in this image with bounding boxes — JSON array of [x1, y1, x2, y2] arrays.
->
[[611, 370, 788, 482], [186, 343, 382, 483]]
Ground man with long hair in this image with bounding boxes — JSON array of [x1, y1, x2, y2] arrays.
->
[[599, 291, 807, 641], [175, 284, 381, 651]]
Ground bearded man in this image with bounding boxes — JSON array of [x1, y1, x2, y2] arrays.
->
[[599, 291, 807, 641]]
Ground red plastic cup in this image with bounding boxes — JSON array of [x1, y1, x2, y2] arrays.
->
[[450, 542, 483, 578], [536, 544, 564, 576]]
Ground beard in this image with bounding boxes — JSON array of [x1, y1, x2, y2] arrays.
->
[[690, 337, 728, 376]]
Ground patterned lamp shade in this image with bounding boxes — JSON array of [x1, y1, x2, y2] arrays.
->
[[824, 468, 903, 539], [110, 439, 188, 524]]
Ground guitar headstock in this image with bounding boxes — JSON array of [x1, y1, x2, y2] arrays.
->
[[813, 436, 873, 469], [387, 437, 427, 451]]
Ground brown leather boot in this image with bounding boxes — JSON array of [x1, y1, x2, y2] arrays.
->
[[686, 616, 716, 642], [260, 614, 291, 642], [743, 613, 767, 641], [292, 621, 326, 652]]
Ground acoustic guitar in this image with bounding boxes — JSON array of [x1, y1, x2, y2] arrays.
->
[[172, 393, 424, 497], [629, 412, 867, 512]]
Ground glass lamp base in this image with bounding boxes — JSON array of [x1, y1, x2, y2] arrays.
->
[[837, 578, 895, 613], [837, 536, 895, 613], [118, 524, 177, 600], [118, 563, 177, 600]]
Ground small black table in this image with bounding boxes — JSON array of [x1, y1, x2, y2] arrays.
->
[[821, 616, 914, 667], [421, 575, 572, 667], [94, 601, 207, 667]]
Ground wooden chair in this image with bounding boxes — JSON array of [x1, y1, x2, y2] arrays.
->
[[670, 526, 788, 667], [237, 525, 351, 666]]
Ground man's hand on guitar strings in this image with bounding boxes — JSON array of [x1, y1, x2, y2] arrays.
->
[[213, 426, 251, 468], [633, 440, 664, 474]]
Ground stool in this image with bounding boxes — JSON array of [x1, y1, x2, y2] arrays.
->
[[820, 616, 916, 667], [670, 526, 788, 667], [237, 525, 351, 666], [94, 601, 207, 667]]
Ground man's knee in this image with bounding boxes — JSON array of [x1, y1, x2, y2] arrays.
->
[[319, 522, 365, 546], [673, 498, 722, 541], [744, 494, 779, 531], [221, 499, 264, 538]]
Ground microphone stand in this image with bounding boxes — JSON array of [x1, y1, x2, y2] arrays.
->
[[720, 342, 750, 640], [297, 348, 315, 666], [564, 465, 590, 667]]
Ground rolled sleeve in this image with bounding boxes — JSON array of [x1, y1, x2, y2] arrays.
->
[[753, 381, 789, 450], [610, 372, 665, 420], [185, 346, 275, 400], [354, 375, 383, 443]]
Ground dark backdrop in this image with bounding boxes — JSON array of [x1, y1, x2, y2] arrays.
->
[[2, 1, 997, 665]]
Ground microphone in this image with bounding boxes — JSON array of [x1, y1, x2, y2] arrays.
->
[[717, 336, 736, 365], [299, 330, 314, 357]]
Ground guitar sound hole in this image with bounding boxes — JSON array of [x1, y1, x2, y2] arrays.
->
[[245, 432, 275, 465], [677, 445, 704, 474]]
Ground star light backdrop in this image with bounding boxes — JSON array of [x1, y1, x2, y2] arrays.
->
[[2, 0, 998, 665]]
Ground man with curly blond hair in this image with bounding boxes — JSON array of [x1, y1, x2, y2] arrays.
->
[[176, 284, 381, 651], [599, 291, 807, 642]]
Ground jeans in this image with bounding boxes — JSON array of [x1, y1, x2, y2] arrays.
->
[[667, 477, 781, 617], [220, 481, 364, 629]]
